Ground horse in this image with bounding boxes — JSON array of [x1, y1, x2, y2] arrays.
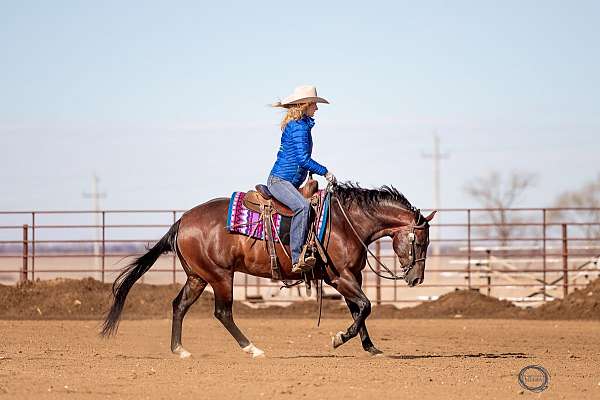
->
[[101, 182, 435, 358]]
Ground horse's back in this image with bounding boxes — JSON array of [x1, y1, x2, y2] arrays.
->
[[184, 197, 229, 216], [179, 197, 229, 240]]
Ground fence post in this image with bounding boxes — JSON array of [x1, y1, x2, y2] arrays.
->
[[562, 224, 568, 298], [172, 211, 177, 285], [31, 212, 35, 281], [393, 244, 398, 302], [542, 209, 547, 302], [101, 211, 106, 283], [21, 224, 28, 283], [375, 240, 381, 305], [467, 209, 471, 289], [486, 249, 491, 296]]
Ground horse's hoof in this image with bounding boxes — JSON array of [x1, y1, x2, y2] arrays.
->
[[243, 343, 265, 359], [331, 331, 344, 349], [367, 347, 384, 357], [172, 346, 192, 359]]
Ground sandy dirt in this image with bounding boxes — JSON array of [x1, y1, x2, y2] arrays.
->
[[0, 318, 598, 399]]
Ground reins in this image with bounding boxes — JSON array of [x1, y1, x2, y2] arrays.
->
[[330, 186, 427, 280]]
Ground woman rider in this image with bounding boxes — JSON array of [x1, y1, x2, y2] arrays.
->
[[268, 85, 337, 273]]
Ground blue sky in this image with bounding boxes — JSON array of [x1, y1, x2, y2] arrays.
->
[[1, 1, 598, 211]]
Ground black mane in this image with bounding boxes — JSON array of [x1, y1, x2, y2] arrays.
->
[[333, 182, 418, 215]]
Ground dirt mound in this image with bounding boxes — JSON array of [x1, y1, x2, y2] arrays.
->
[[371, 289, 528, 319], [532, 279, 600, 319], [0, 278, 213, 320]]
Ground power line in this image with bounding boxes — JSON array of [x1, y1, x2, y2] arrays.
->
[[422, 134, 449, 256], [83, 174, 106, 267]]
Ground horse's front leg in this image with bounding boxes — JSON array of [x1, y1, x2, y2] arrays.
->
[[345, 299, 383, 355], [330, 271, 372, 349], [342, 272, 382, 355]]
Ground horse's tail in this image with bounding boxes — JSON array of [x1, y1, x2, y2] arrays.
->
[[101, 219, 181, 337]]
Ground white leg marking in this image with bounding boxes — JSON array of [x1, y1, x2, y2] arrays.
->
[[332, 331, 344, 349], [173, 345, 192, 359], [242, 343, 265, 358]]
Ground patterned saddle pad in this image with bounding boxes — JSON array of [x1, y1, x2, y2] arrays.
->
[[226, 190, 329, 244]]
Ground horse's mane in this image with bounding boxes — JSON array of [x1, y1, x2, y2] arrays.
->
[[333, 182, 418, 214]]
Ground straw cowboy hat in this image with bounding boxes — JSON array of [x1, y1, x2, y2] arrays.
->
[[272, 85, 330, 107]]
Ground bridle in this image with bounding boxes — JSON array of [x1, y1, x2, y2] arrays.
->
[[331, 189, 429, 280], [394, 222, 428, 268]]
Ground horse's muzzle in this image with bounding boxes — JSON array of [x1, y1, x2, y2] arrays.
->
[[407, 276, 421, 287]]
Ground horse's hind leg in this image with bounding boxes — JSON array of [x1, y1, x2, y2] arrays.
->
[[171, 275, 207, 358], [212, 272, 265, 358]]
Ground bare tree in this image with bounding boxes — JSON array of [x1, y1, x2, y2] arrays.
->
[[552, 174, 600, 240], [464, 171, 537, 246]]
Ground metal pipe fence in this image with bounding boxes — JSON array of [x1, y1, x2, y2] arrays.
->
[[0, 208, 599, 307]]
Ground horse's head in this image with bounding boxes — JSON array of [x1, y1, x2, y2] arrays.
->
[[392, 210, 436, 287]]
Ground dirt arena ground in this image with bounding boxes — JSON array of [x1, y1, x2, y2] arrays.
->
[[1, 318, 599, 399]]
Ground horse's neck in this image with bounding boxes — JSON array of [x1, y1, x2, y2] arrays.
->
[[341, 202, 414, 244]]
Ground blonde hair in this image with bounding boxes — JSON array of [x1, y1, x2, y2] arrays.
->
[[280, 103, 312, 131]]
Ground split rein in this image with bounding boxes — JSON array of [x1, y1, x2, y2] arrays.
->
[[330, 186, 428, 281]]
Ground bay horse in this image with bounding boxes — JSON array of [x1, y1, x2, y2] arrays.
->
[[101, 182, 435, 358]]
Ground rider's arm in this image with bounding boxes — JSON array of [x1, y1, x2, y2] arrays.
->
[[290, 125, 328, 176]]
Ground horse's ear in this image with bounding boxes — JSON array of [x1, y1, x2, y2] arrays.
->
[[425, 210, 437, 221]]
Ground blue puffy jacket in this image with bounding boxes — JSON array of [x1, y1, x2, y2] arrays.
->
[[269, 116, 328, 188]]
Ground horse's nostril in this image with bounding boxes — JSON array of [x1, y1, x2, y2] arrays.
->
[[410, 277, 419, 287]]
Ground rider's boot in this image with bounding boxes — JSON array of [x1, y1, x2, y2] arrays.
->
[[292, 244, 316, 273], [291, 261, 308, 273]]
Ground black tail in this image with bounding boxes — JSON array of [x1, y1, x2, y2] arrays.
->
[[101, 219, 181, 337]]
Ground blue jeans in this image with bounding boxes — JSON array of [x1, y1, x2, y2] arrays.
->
[[267, 174, 310, 264]]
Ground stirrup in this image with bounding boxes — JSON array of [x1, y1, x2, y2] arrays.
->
[[304, 255, 316, 269], [297, 244, 317, 271], [292, 261, 312, 274]]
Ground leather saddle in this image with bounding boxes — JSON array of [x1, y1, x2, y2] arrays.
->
[[243, 179, 319, 217], [241, 179, 321, 281]]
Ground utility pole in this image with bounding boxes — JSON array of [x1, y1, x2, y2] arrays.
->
[[83, 174, 106, 267], [422, 134, 449, 256]]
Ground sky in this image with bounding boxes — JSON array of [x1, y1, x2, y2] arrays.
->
[[1, 0, 599, 212]]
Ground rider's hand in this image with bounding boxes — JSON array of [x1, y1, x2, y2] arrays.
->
[[325, 172, 337, 185]]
